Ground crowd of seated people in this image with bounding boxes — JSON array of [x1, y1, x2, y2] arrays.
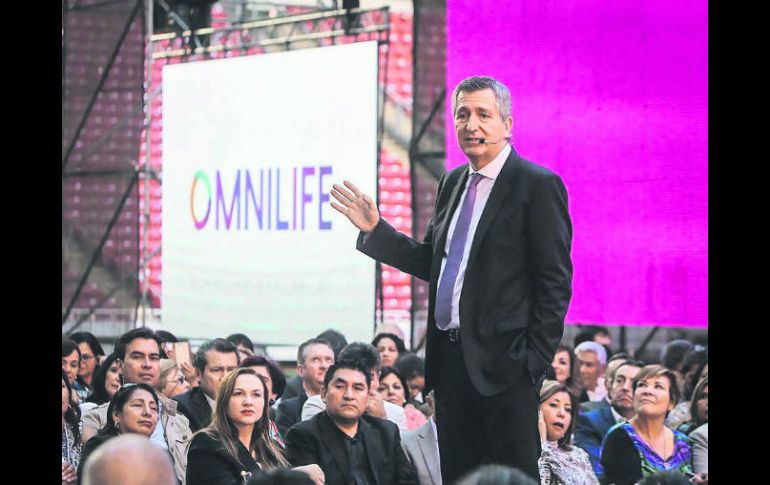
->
[[61, 325, 707, 485]]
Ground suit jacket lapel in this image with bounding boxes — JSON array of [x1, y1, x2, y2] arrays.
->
[[360, 418, 384, 485], [417, 422, 440, 485], [434, 168, 469, 260], [600, 406, 615, 429], [466, 152, 518, 267], [319, 413, 352, 484]]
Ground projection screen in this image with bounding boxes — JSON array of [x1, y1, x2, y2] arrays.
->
[[161, 41, 379, 344]]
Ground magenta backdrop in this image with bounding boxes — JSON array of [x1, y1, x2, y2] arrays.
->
[[445, 0, 708, 327]]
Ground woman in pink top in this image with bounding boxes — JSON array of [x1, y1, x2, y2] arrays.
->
[[378, 366, 428, 430]]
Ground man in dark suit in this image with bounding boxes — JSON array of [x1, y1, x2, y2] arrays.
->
[[275, 338, 335, 438], [574, 360, 642, 478], [285, 360, 418, 485], [330, 76, 573, 481], [173, 338, 239, 432]]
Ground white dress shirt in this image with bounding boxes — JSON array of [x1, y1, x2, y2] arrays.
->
[[438, 144, 511, 329]]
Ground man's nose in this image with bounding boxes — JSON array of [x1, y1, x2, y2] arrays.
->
[[465, 115, 477, 131]]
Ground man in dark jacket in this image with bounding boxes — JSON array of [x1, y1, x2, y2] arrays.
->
[[173, 338, 239, 431], [285, 360, 418, 485]]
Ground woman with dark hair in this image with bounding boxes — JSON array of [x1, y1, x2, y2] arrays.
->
[[77, 383, 161, 483], [62, 339, 82, 403], [676, 376, 708, 435], [69, 331, 106, 401], [372, 333, 406, 367], [537, 380, 598, 485], [666, 349, 708, 429], [551, 345, 576, 388], [80, 353, 122, 414], [186, 368, 323, 485], [62, 369, 82, 484], [378, 366, 427, 430], [601, 365, 706, 484]]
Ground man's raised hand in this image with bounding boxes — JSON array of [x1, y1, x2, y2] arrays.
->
[[330, 180, 380, 233]]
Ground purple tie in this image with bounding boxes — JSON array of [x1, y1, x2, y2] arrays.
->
[[435, 173, 482, 329]]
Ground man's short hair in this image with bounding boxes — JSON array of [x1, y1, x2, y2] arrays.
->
[[226, 333, 254, 352], [451, 76, 512, 121], [574, 341, 607, 366], [296, 337, 333, 366], [194, 338, 240, 373], [323, 359, 371, 389], [338, 342, 381, 373], [114, 328, 161, 361]]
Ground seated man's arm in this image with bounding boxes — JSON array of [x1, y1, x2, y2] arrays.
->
[[284, 426, 320, 467]]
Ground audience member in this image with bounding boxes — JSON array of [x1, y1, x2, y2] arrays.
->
[[174, 338, 240, 432], [601, 365, 703, 484], [62, 369, 82, 485], [241, 353, 289, 445], [80, 434, 176, 485], [574, 326, 612, 348], [372, 332, 407, 367], [81, 327, 191, 483], [667, 353, 708, 429], [62, 339, 82, 402], [551, 345, 576, 388], [660, 340, 694, 373], [536, 380, 598, 485], [275, 338, 335, 439], [227, 332, 256, 359], [401, 390, 441, 485], [394, 353, 427, 403], [574, 359, 642, 478], [70, 331, 106, 401], [675, 376, 707, 435], [156, 330, 199, 387], [241, 354, 287, 405], [301, 342, 408, 430], [155, 330, 179, 358], [157, 358, 191, 399], [286, 360, 418, 484], [185, 368, 291, 485], [574, 341, 607, 403], [283, 329, 347, 400], [378, 365, 428, 430], [81, 352, 121, 414], [78, 383, 161, 483], [580, 354, 630, 413]]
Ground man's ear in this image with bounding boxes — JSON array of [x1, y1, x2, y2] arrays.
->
[[195, 367, 203, 381], [321, 386, 327, 403]]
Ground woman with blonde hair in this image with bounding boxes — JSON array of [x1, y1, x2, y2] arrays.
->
[[156, 358, 191, 399], [186, 368, 324, 485]]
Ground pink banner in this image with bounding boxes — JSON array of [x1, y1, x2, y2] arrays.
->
[[446, 0, 708, 327]]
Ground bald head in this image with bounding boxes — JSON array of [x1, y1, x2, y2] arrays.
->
[[82, 434, 175, 485]]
